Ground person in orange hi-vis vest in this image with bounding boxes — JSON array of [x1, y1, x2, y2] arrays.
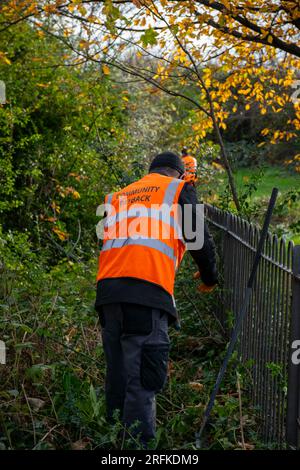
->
[[95, 151, 218, 447], [181, 147, 198, 185]]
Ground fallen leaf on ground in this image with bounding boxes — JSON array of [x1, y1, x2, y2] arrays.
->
[[71, 439, 90, 450], [189, 382, 204, 391], [27, 398, 45, 411]]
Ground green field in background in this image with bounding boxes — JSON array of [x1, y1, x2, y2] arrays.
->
[[206, 165, 300, 244], [235, 166, 300, 198]]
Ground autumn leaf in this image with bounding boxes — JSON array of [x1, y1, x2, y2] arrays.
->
[[0, 52, 11, 65], [77, 5, 87, 16], [132, 0, 142, 7], [189, 382, 204, 391], [27, 398, 46, 411], [102, 64, 110, 75], [71, 439, 91, 450], [43, 4, 58, 14], [52, 227, 69, 241], [72, 190, 81, 200]]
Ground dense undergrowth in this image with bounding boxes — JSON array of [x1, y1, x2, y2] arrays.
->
[[0, 244, 265, 450]]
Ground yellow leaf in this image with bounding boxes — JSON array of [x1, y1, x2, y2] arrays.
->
[[274, 130, 280, 139], [212, 162, 224, 171], [79, 39, 88, 49], [52, 227, 69, 241], [0, 52, 11, 65], [72, 191, 80, 200], [267, 35, 273, 44], [43, 4, 57, 14], [222, 0, 230, 9], [78, 5, 87, 15], [102, 64, 110, 75]]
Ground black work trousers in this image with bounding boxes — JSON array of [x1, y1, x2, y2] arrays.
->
[[99, 303, 170, 445]]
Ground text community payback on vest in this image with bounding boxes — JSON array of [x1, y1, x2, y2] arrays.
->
[[96, 176, 205, 251]]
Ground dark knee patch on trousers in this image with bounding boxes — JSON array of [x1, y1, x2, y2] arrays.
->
[[141, 344, 169, 392], [121, 303, 153, 335]]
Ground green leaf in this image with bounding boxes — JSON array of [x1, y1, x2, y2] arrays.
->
[[140, 28, 158, 47], [15, 342, 35, 350]]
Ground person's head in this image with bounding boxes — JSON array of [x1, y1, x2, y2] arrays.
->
[[182, 155, 198, 184], [181, 147, 188, 156], [149, 151, 185, 179]]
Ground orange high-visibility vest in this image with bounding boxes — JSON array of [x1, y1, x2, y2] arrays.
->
[[97, 173, 186, 296], [182, 156, 198, 184]]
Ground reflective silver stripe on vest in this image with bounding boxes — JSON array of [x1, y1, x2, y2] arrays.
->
[[106, 193, 113, 205], [101, 237, 177, 266], [163, 179, 182, 206], [105, 207, 183, 240]]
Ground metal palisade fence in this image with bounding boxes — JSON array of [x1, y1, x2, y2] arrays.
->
[[205, 203, 300, 449]]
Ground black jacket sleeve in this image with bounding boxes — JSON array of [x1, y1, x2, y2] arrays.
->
[[178, 183, 218, 286]]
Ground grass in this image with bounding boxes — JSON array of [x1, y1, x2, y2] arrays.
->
[[235, 166, 300, 199], [204, 164, 300, 244], [205, 165, 300, 200]]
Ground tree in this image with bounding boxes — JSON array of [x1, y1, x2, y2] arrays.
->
[[1, 0, 299, 209], [0, 17, 131, 258]]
